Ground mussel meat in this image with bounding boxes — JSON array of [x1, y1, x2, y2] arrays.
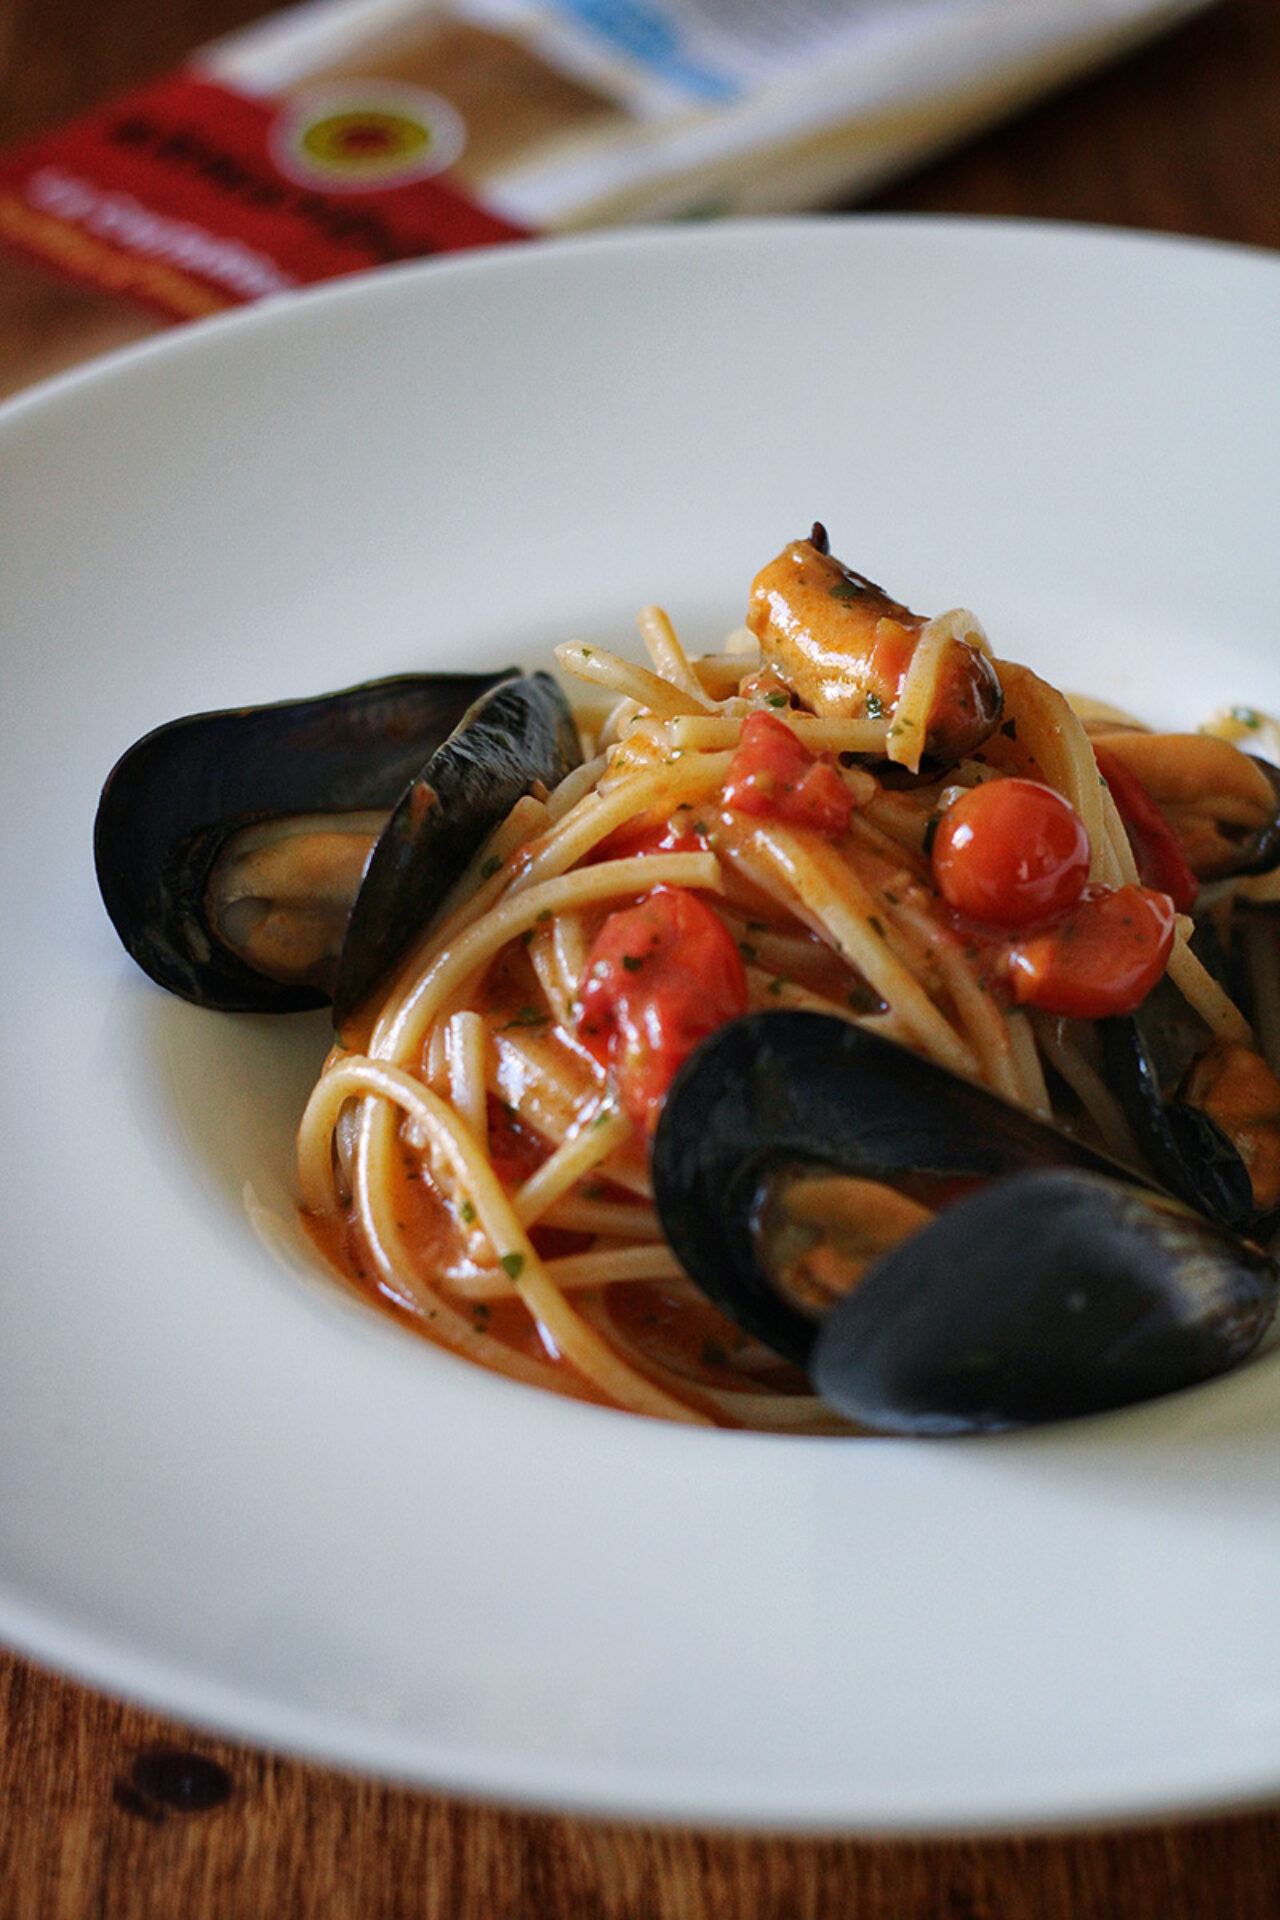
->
[[747, 526, 1003, 769], [95, 668, 582, 1023], [651, 1011, 1278, 1432]]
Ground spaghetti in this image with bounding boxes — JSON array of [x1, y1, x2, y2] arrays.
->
[[297, 532, 1280, 1429]]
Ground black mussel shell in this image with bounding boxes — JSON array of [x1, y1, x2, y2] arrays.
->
[[95, 670, 515, 1013], [1100, 966, 1262, 1236], [651, 1011, 1132, 1369], [333, 671, 581, 1027], [810, 1168, 1277, 1435]]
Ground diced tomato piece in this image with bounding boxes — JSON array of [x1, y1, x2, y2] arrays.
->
[[1008, 884, 1176, 1019], [1093, 745, 1199, 913], [724, 711, 855, 836], [577, 887, 748, 1131], [590, 816, 708, 863], [932, 778, 1090, 930], [485, 1095, 550, 1187]]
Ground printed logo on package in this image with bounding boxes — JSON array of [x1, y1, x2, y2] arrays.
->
[[270, 82, 468, 193]]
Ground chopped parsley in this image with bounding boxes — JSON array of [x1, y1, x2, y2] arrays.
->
[[501, 1252, 525, 1280]]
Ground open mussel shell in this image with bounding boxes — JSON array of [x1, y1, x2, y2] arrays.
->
[[651, 1011, 1278, 1432], [651, 1011, 1128, 1371], [96, 671, 514, 1013], [810, 1168, 1277, 1435], [332, 671, 581, 1026], [1100, 970, 1260, 1235]]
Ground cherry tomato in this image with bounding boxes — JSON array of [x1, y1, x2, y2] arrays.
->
[[577, 887, 748, 1132], [1008, 883, 1176, 1019], [1093, 745, 1198, 913], [932, 778, 1090, 930], [723, 711, 855, 837]]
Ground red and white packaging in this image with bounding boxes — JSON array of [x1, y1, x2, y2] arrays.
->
[[0, 0, 1216, 325]]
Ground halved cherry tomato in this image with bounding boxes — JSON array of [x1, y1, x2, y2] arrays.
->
[[577, 887, 748, 1132], [723, 711, 855, 837], [1008, 883, 1176, 1019], [1093, 745, 1198, 913], [932, 778, 1090, 930]]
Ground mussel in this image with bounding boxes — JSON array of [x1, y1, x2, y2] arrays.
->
[[95, 669, 582, 1024], [747, 527, 1003, 768], [651, 1011, 1278, 1433]]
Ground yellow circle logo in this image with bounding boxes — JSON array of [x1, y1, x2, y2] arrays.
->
[[273, 84, 466, 192]]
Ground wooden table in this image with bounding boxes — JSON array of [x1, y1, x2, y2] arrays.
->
[[3, 1, 1280, 1910]]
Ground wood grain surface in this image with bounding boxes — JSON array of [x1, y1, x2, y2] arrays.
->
[[3, 0, 1280, 1912]]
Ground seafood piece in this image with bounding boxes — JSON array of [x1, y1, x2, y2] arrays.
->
[[333, 671, 582, 1026], [96, 672, 511, 1013], [651, 1011, 1277, 1430], [809, 1168, 1277, 1435], [95, 668, 583, 1021], [1102, 966, 1280, 1234], [1092, 730, 1280, 881], [746, 527, 1002, 769], [652, 1011, 1129, 1369]]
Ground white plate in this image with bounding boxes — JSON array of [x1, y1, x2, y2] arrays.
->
[[3, 218, 1280, 1835]]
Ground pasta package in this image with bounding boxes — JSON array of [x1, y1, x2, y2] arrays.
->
[[0, 0, 1215, 324]]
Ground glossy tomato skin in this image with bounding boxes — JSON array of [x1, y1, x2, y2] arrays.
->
[[723, 711, 855, 837], [1008, 884, 1176, 1019], [577, 887, 749, 1132], [932, 778, 1091, 930]]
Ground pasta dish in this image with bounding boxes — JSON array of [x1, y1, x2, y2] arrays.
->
[[291, 528, 1280, 1430]]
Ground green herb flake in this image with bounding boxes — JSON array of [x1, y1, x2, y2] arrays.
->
[[738, 941, 758, 963], [829, 579, 864, 603], [1001, 717, 1018, 740], [864, 690, 884, 719], [922, 815, 940, 857], [460, 1200, 476, 1224], [536, 907, 554, 923], [767, 976, 788, 995], [1231, 707, 1262, 729], [764, 691, 789, 709], [622, 953, 644, 973], [480, 855, 502, 880], [501, 1252, 525, 1280], [504, 1006, 549, 1030], [869, 916, 885, 938]]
